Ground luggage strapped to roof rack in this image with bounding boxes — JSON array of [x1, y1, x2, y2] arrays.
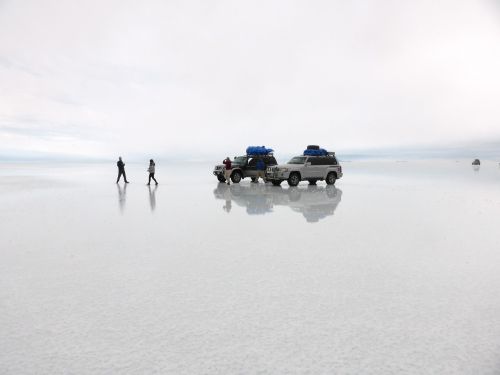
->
[[303, 148, 328, 156], [246, 146, 274, 156]]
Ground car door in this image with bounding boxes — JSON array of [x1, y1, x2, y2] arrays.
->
[[301, 157, 313, 179], [308, 157, 324, 178], [246, 157, 258, 178]]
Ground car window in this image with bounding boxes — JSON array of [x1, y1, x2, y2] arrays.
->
[[310, 157, 322, 166], [288, 156, 306, 164], [233, 156, 247, 165], [267, 157, 277, 165], [248, 158, 257, 167], [313, 156, 336, 165], [324, 157, 337, 165]]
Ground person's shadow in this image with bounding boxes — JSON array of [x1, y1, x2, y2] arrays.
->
[[148, 185, 158, 212], [117, 183, 127, 214]]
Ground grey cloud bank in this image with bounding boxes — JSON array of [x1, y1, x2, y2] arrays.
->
[[1, 0, 500, 159]]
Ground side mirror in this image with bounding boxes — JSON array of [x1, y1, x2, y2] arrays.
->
[[305, 162, 311, 167]]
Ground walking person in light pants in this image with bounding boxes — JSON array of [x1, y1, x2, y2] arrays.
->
[[223, 157, 232, 185]]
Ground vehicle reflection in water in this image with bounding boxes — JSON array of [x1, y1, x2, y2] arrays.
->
[[213, 183, 342, 222]]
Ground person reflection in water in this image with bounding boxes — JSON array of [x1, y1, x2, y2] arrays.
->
[[116, 157, 129, 183], [147, 159, 158, 185], [117, 182, 127, 213], [223, 199, 232, 213], [148, 184, 157, 212], [223, 186, 232, 213]]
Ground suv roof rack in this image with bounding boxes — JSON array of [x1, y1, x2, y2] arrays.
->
[[247, 153, 274, 156], [304, 152, 335, 157]]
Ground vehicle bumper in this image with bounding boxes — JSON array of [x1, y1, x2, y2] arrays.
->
[[265, 171, 289, 181]]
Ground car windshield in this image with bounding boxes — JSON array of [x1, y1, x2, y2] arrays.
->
[[233, 156, 247, 165], [287, 156, 307, 164]]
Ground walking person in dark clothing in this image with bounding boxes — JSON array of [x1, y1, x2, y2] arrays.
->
[[116, 156, 129, 183], [147, 159, 158, 185]]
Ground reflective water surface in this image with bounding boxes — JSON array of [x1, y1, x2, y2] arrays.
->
[[1, 160, 500, 374], [213, 183, 342, 222]]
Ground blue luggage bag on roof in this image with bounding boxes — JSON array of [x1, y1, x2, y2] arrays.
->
[[246, 146, 273, 155], [303, 148, 328, 156]]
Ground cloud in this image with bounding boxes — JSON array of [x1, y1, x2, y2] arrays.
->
[[0, 116, 88, 140], [1, 0, 500, 159]]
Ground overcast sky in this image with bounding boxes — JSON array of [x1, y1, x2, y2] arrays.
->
[[1, 0, 500, 160]]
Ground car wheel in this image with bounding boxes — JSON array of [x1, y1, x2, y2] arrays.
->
[[308, 179, 317, 185], [217, 175, 226, 183], [287, 173, 300, 187], [251, 177, 258, 183], [231, 171, 242, 184], [271, 180, 282, 186], [326, 172, 337, 185]]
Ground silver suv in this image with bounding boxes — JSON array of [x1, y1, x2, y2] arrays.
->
[[266, 153, 343, 186]]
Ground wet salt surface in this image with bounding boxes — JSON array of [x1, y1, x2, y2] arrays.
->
[[1, 160, 500, 374]]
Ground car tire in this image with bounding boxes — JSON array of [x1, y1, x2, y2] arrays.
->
[[326, 172, 337, 185], [217, 175, 226, 183], [231, 171, 242, 184], [271, 180, 282, 186], [308, 179, 317, 185], [287, 173, 300, 187], [251, 177, 258, 183]]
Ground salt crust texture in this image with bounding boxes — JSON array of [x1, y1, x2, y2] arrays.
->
[[1, 161, 500, 374]]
